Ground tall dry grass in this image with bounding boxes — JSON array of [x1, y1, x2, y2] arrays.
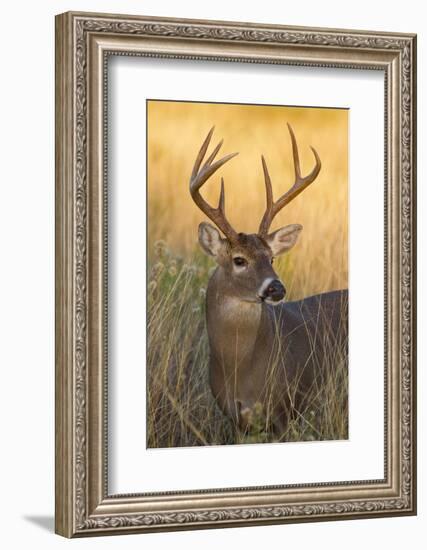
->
[[146, 101, 348, 447]]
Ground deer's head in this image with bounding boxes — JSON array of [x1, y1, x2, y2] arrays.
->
[[190, 124, 321, 305]]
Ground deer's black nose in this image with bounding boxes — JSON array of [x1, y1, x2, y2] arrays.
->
[[264, 279, 286, 302]]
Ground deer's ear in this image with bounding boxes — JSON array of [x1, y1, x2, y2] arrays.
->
[[266, 224, 303, 256], [198, 222, 226, 257]]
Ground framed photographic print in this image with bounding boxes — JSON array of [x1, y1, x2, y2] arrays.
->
[[55, 11, 417, 537]]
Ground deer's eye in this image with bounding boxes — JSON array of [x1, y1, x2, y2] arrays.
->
[[233, 257, 247, 267], [271, 257, 275, 264]]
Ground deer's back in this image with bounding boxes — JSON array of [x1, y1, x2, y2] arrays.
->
[[280, 289, 348, 335], [271, 289, 348, 391]]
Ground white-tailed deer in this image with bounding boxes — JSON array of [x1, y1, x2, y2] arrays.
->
[[190, 124, 348, 436]]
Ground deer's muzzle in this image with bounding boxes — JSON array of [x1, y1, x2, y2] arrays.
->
[[260, 279, 286, 303]]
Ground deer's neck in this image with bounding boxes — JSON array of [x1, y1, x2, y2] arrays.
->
[[205, 269, 271, 371]]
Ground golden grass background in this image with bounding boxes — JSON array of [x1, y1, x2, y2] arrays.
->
[[147, 100, 348, 299], [146, 101, 348, 447]]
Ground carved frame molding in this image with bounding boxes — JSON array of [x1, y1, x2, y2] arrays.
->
[[55, 11, 416, 537]]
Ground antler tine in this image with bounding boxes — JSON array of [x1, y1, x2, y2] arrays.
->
[[191, 126, 214, 181], [190, 128, 239, 241], [261, 155, 273, 214], [203, 138, 224, 169], [258, 123, 321, 236]]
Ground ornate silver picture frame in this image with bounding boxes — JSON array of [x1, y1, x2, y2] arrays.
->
[[55, 11, 416, 537]]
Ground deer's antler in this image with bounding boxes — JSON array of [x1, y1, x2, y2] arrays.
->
[[258, 123, 321, 237], [190, 127, 239, 241]]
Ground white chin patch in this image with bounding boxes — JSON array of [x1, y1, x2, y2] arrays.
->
[[264, 297, 284, 306]]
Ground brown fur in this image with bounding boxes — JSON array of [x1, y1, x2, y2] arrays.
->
[[202, 230, 348, 435]]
